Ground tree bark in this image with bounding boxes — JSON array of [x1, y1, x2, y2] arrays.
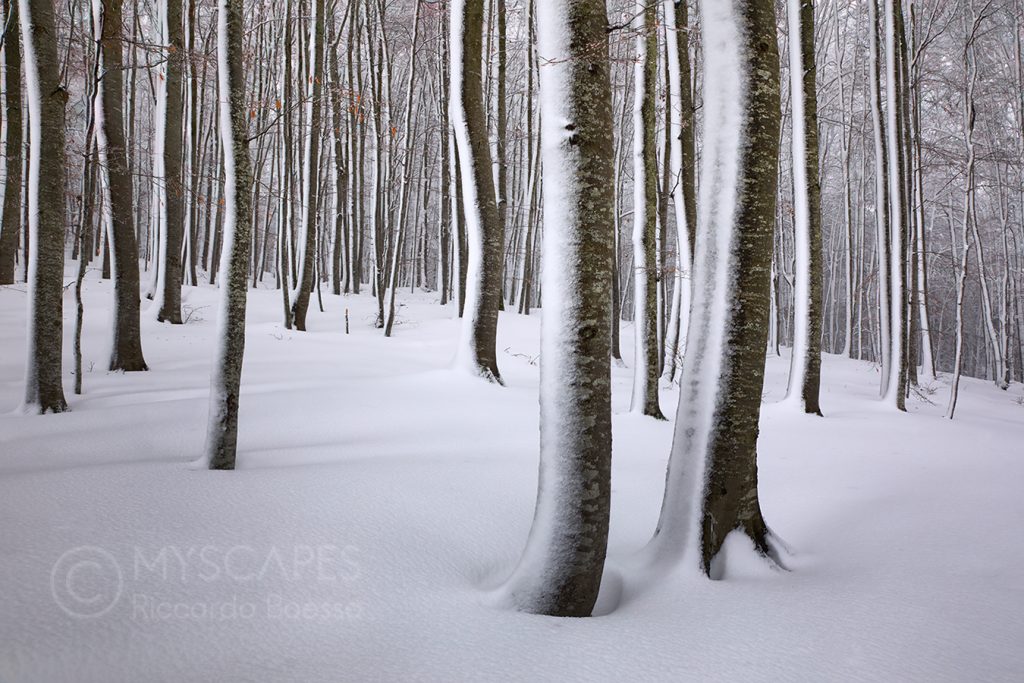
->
[[205, 0, 254, 469], [501, 0, 613, 617], [784, 0, 823, 415], [629, 0, 664, 419], [0, 0, 22, 285], [20, 0, 69, 413], [156, 0, 186, 323], [98, 0, 147, 371], [452, 0, 504, 382], [653, 0, 781, 573], [290, 0, 326, 331]]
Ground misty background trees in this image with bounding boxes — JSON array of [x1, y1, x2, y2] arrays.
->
[[4, 0, 1021, 409]]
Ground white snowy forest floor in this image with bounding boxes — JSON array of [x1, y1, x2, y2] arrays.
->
[[1, 267, 1023, 682]]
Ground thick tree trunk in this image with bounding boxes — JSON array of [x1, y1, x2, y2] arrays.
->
[[20, 0, 69, 413], [205, 0, 254, 470], [652, 0, 781, 574], [500, 0, 613, 617]]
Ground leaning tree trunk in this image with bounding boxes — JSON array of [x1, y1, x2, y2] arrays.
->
[[20, 0, 69, 413], [500, 0, 613, 618], [783, 0, 823, 415], [0, 0, 22, 285], [651, 0, 781, 574], [97, 0, 147, 371], [205, 0, 254, 470], [452, 0, 504, 383], [155, 0, 186, 323], [629, 0, 664, 419]]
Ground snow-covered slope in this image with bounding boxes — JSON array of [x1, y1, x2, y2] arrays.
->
[[1, 272, 1022, 681]]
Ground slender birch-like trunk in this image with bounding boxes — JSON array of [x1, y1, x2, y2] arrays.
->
[[784, 0, 823, 415], [0, 0, 22, 285], [630, 0, 664, 419], [452, 0, 504, 383]]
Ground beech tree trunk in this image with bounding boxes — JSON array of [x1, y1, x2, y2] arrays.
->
[[205, 0, 254, 469], [290, 0, 325, 331], [630, 0, 664, 419], [0, 0, 21, 285], [156, 0, 186, 324], [784, 0, 823, 415], [501, 0, 613, 617], [20, 0, 69, 413], [99, 0, 147, 371], [452, 0, 504, 382], [653, 0, 781, 573]]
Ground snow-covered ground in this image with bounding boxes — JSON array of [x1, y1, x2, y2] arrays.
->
[[1, 269, 1023, 682]]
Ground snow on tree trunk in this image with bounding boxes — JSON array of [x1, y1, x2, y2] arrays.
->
[[204, 0, 254, 470], [629, 0, 664, 419], [451, 0, 504, 383], [867, 0, 891, 396], [19, 0, 68, 414], [882, 0, 906, 410], [384, 0, 423, 338], [437, 13, 452, 306], [947, 206, 971, 419], [154, 0, 186, 324], [497, 0, 613, 617], [661, 0, 693, 383], [98, 0, 148, 372], [650, 0, 782, 574], [914, 183, 935, 381], [783, 0, 823, 415], [0, 0, 22, 286], [290, 0, 324, 332], [147, 6, 167, 308]]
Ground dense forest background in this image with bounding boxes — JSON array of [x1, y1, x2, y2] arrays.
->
[[3, 0, 1022, 390]]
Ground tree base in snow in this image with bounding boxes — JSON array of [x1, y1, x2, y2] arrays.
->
[[708, 527, 790, 580]]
